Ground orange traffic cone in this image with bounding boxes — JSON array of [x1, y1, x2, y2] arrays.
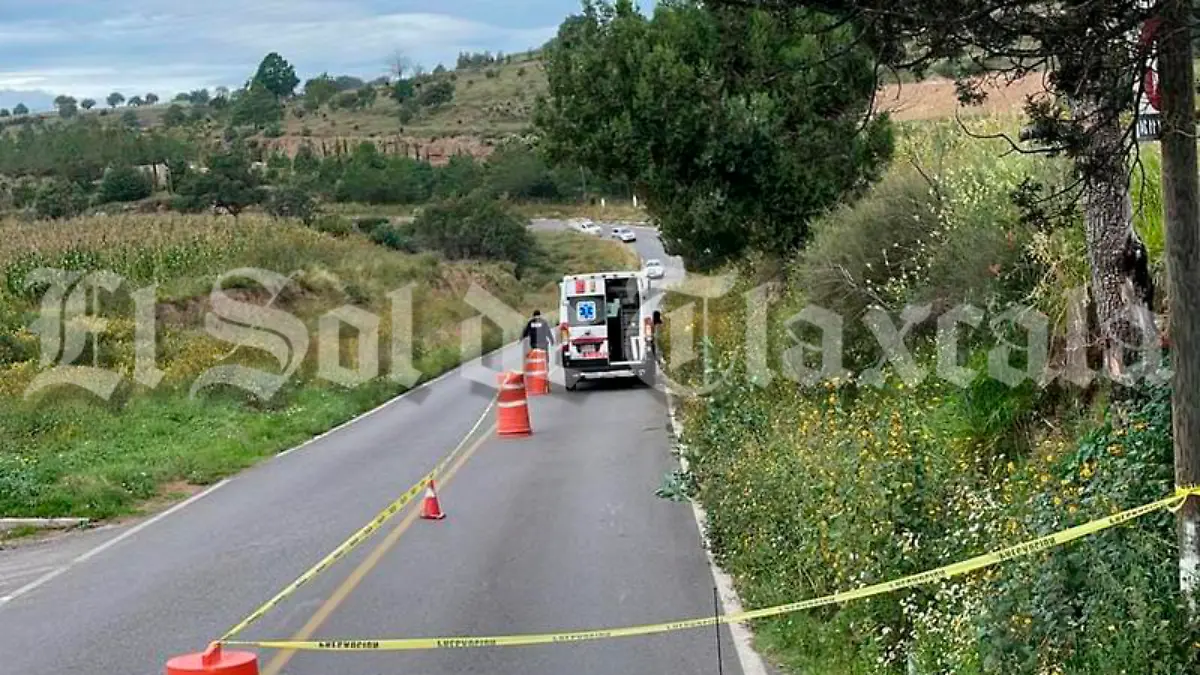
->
[[524, 349, 550, 396], [166, 643, 258, 675], [420, 480, 446, 520], [496, 371, 533, 437]]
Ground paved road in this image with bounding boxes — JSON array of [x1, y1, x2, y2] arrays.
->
[[0, 224, 743, 674]]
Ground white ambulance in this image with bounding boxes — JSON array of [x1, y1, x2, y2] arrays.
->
[[558, 271, 657, 390]]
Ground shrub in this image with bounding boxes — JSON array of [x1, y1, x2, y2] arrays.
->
[[483, 143, 560, 200], [353, 216, 390, 231], [409, 194, 533, 267], [796, 168, 942, 361], [33, 180, 88, 220], [333, 149, 433, 204], [174, 147, 264, 217], [293, 145, 320, 175], [417, 81, 455, 108], [392, 78, 416, 104], [971, 382, 1195, 674], [397, 101, 419, 124], [310, 215, 353, 237], [265, 184, 319, 225], [11, 179, 39, 209], [98, 166, 154, 204], [231, 84, 283, 128], [434, 155, 484, 199], [163, 104, 187, 128], [367, 223, 420, 253]]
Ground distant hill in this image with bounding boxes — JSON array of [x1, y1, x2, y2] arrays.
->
[[2, 52, 1035, 166], [114, 52, 549, 164]]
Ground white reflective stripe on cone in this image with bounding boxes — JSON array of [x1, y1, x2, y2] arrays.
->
[[501, 384, 526, 390], [497, 400, 528, 408], [529, 371, 548, 377]]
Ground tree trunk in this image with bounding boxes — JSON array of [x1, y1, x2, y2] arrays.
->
[[1072, 100, 1156, 381], [1157, 0, 1200, 614]]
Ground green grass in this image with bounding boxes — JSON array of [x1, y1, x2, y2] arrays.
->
[[0, 525, 42, 541], [0, 213, 633, 519], [0, 359, 465, 519], [661, 118, 1190, 674]]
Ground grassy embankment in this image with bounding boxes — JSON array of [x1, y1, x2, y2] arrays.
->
[[0, 215, 635, 521], [664, 118, 1192, 673]]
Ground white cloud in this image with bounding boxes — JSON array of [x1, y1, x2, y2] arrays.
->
[[0, 2, 559, 99], [212, 13, 553, 67], [0, 65, 247, 101]]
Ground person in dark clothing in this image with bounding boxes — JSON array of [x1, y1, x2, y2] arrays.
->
[[522, 310, 554, 351]]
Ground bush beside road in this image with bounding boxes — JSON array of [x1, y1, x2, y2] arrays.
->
[[658, 121, 1190, 673]]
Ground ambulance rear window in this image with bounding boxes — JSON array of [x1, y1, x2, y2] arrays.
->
[[568, 296, 604, 326]]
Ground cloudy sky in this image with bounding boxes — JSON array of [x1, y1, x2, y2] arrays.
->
[[0, 0, 602, 111]]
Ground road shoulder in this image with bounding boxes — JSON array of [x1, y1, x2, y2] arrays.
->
[[665, 388, 776, 675]]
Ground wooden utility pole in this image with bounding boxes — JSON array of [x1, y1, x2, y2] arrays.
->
[[1156, 0, 1200, 610]]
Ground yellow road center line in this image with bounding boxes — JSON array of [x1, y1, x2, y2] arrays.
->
[[261, 424, 496, 675]]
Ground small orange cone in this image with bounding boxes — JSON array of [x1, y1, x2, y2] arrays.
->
[[420, 480, 446, 520], [166, 643, 258, 675]]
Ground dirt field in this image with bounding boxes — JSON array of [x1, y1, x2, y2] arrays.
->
[[878, 73, 1048, 120]]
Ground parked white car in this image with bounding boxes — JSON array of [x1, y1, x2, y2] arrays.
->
[[644, 259, 665, 279]]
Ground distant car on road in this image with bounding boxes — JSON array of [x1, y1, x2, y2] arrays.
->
[[612, 227, 637, 243], [581, 223, 603, 236], [644, 259, 665, 279], [568, 218, 594, 232]]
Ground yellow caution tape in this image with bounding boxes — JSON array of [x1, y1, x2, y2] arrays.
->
[[218, 473, 433, 640], [222, 487, 1200, 652], [219, 397, 497, 641]]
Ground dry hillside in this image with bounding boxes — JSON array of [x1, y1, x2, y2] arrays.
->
[[878, 73, 1047, 121], [8, 55, 1038, 165]]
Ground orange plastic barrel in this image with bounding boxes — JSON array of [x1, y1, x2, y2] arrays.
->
[[524, 349, 551, 396], [496, 371, 532, 437]]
